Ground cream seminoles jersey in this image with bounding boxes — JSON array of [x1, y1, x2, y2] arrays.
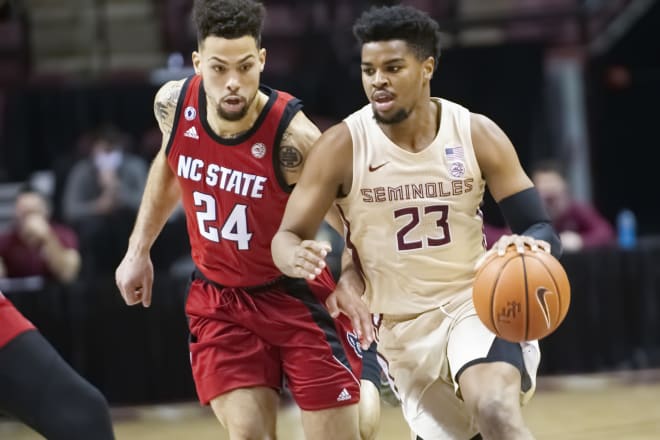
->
[[338, 98, 486, 315]]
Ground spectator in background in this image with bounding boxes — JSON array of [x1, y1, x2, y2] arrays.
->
[[532, 160, 614, 251], [62, 125, 148, 273], [0, 184, 80, 283]]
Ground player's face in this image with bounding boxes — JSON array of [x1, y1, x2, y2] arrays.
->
[[360, 40, 434, 125], [193, 35, 265, 121]]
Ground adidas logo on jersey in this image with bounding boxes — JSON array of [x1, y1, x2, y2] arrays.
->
[[184, 126, 199, 140], [336, 388, 352, 402]]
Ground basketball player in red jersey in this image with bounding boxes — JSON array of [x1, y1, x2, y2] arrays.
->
[[0, 291, 114, 439], [115, 1, 377, 439]]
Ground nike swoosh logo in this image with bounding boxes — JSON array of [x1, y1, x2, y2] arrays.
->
[[536, 287, 552, 329], [368, 161, 389, 172]]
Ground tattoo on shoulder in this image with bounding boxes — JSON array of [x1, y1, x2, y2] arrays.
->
[[154, 81, 182, 132], [279, 145, 303, 169], [155, 101, 170, 125]]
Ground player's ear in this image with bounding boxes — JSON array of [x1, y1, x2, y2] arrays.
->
[[192, 51, 202, 74], [422, 56, 435, 81], [259, 47, 266, 72]]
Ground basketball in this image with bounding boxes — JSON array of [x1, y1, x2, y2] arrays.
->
[[473, 245, 570, 343]]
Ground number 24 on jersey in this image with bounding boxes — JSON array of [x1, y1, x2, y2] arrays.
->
[[193, 191, 252, 249]]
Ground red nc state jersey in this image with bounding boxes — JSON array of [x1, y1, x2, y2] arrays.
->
[[166, 75, 301, 286]]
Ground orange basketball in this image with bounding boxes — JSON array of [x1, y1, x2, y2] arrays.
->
[[472, 246, 570, 343]]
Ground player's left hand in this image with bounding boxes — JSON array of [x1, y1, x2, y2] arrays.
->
[[326, 286, 374, 350], [477, 234, 551, 270], [288, 240, 332, 280]]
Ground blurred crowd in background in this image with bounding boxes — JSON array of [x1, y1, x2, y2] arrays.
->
[[0, 0, 659, 404]]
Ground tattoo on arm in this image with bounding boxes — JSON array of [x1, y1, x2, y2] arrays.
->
[[279, 113, 321, 172], [279, 144, 303, 169], [155, 102, 170, 127], [154, 81, 182, 135]]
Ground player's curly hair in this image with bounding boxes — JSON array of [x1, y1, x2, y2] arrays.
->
[[192, 0, 266, 47], [353, 5, 442, 69]]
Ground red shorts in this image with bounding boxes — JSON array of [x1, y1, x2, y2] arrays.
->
[[0, 292, 36, 348], [185, 269, 363, 411]]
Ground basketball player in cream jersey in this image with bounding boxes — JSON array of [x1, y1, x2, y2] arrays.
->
[[273, 5, 562, 440]]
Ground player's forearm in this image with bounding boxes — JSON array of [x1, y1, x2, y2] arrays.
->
[[498, 187, 562, 258], [337, 249, 364, 297], [127, 154, 180, 255], [271, 230, 303, 277]]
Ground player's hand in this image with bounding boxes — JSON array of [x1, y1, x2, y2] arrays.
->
[[288, 240, 332, 280], [326, 286, 374, 350], [477, 234, 551, 269], [115, 251, 154, 308]]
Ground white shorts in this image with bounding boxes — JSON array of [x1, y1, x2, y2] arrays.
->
[[376, 294, 540, 440]]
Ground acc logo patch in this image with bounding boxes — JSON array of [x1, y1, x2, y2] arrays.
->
[[184, 106, 197, 121], [346, 331, 364, 358], [251, 142, 266, 158], [449, 161, 465, 178]]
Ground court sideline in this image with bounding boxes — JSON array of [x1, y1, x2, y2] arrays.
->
[[1, 370, 659, 439]]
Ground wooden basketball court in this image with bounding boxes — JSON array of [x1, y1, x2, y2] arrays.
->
[[2, 370, 659, 439]]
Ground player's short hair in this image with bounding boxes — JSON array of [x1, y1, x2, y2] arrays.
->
[[353, 5, 442, 69], [192, 0, 266, 47]]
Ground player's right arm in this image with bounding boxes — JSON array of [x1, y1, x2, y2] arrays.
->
[[272, 123, 373, 347], [272, 122, 352, 278], [115, 80, 185, 308]]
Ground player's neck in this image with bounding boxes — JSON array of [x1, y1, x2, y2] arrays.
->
[[379, 99, 440, 153], [207, 91, 267, 139]]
